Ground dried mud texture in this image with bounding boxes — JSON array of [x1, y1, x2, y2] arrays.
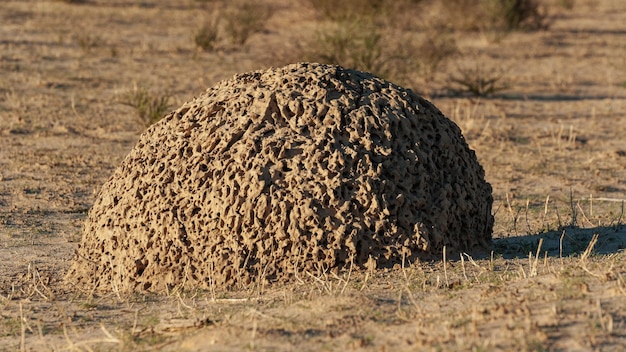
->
[[67, 63, 493, 292]]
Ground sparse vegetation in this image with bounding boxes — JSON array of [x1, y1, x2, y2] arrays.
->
[[121, 85, 172, 127], [439, 0, 549, 32], [223, 2, 271, 46], [490, 0, 549, 31], [307, 20, 389, 78], [447, 64, 510, 96], [303, 0, 547, 87], [306, 0, 388, 22], [414, 33, 458, 80], [195, 16, 220, 52], [304, 17, 456, 84], [75, 33, 102, 53], [308, 0, 548, 32], [3, 0, 626, 350], [3, 225, 624, 350]]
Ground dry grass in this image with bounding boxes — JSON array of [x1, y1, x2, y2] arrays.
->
[[301, 7, 457, 85], [306, 0, 390, 22], [2, 226, 624, 350], [1, 0, 626, 350], [446, 63, 511, 97], [223, 2, 271, 46], [120, 84, 172, 127], [194, 17, 219, 52], [193, 1, 272, 51], [438, 0, 549, 32]]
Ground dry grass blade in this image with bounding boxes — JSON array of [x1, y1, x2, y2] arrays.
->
[[99, 324, 121, 343], [617, 273, 626, 296], [19, 303, 28, 352], [460, 253, 468, 281], [595, 300, 613, 333], [530, 238, 543, 277], [580, 233, 599, 263], [579, 234, 606, 278], [330, 258, 353, 295], [211, 298, 251, 303], [61, 324, 120, 349], [443, 246, 449, 287], [306, 271, 334, 295]]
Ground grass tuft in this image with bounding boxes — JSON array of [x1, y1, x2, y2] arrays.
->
[[75, 34, 102, 53], [439, 0, 549, 32], [224, 2, 271, 46], [304, 20, 456, 86], [121, 85, 172, 127], [447, 64, 510, 97], [195, 16, 220, 52]]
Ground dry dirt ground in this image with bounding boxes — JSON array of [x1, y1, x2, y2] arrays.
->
[[1, 0, 626, 351]]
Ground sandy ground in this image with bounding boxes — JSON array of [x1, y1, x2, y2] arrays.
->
[[1, 0, 625, 350]]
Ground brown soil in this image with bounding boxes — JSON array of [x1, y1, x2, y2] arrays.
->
[[1, 0, 625, 351]]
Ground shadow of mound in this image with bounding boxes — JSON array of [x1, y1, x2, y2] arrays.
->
[[489, 225, 626, 259]]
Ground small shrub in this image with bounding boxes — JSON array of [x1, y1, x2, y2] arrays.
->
[[224, 2, 270, 46], [75, 34, 102, 53], [494, 0, 548, 31], [415, 33, 458, 80], [305, 20, 455, 86], [446, 64, 510, 97], [313, 20, 385, 75], [195, 16, 220, 51], [121, 85, 172, 127], [440, 0, 548, 32], [307, 0, 427, 29], [306, 20, 420, 83]]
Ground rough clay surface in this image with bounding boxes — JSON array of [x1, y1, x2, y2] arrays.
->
[[67, 63, 493, 292]]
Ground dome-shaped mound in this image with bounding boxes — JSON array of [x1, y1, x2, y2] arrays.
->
[[67, 63, 493, 292]]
